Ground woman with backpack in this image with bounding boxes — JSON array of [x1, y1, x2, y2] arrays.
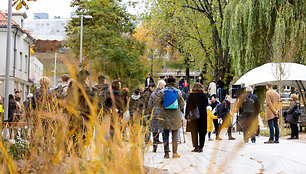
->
[[286, 94, 300, 139], [185, 82, 208, 152]]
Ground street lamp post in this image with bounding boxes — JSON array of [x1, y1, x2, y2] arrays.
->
[[4, 0, 13, 121], [72, 14, 92, 70]]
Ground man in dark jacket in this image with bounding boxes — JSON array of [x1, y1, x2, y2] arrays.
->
[[94, 74, 109, 112], [238, 86, 260, 143], [145, 74, 155, 88], [156, 76, 184, 158], [216, 95, 235, 140], [142, 83, 155, 113]]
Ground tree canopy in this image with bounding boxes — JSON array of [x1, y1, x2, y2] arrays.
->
[[66, 0, 146, 88], [144, 0, 234, 85], [222, 0, 306, 77]]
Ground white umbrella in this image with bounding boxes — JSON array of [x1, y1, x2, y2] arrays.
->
[[234, 63, 306, 88]]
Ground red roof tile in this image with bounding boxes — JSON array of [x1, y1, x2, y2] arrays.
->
[[0, 10, 35, 41], [0, 10, 20, 26]]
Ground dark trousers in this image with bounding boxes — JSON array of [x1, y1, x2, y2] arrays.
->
[[213, 119, 219, 133], [242, 128, 256, 143], [153, 132, 160, 145], [268, 117, 279, 141], [290, 122, 299, 138], [216, 117, 233, 138], [191, 130, 207, 149], [163, 129, 178, 154]]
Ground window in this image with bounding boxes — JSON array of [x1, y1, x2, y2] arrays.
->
[[25, 55, 28, 73], [20, 52, 23, 70]]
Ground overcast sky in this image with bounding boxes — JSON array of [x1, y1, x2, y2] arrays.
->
[[0, 0, 145, 19]]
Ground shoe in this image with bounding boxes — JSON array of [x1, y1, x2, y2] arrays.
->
[[287, 137, 294, 140], [208, 138, 214, 141], [198, 149, 203, 153], [274, 140, 279, 143], [264, 140, 274, 144], [191, 148, 199, 152], [229, 137, 236, 140], [164, 153, 170, 159], [216, 137, 222, 140], [156, 141, 163, 144], [172, 153, 180, 158]]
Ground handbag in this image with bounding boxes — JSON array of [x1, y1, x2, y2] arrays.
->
[[293, 101, 302, 118], [187, 94, 200, 120]]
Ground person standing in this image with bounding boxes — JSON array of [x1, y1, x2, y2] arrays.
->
[[210, 96, 219, 134], [156, 76, 184, 158], [196, 76, 203, 85], [147, 80, 166, 152], [238, 86, 260, 143], [207, 106, 218, 141], [145, 74, 155, 88], [55, 74, 70, 99], [94, 74, 109, 111], [208, 81, 217, 98], [185, 82, 208, 152], [129, 88, 145, 120], [216, 95, 236, 140], [286, 94, 300, 139], [178, 76, 184, 90], [264, 82, 281, 144]]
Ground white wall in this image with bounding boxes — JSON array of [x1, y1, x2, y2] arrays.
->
[[30, 56, 44, 85]]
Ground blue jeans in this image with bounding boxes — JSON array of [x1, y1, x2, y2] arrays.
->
[[268, 117, 279, 141]]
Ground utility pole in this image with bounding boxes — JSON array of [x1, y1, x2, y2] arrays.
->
[[89, 59, 92, 89], [79, 15, 83, 70], [4, 0, 13, 121], [54, 53, 57, 88], [72, 14, 92, 70]]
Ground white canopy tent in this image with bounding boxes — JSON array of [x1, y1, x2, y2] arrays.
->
[[234, 63, 306, 89]]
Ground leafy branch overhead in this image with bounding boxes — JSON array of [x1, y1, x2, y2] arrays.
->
[[12, 0, 37, 10]]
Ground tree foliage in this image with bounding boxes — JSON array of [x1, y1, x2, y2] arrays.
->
[[223, 0, 306, 77], [144, 0, 233, 84], [66, 0, 146, 88]]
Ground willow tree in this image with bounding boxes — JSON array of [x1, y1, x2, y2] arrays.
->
[[222, 0, 306, 77], [145, 0, 233, 84]]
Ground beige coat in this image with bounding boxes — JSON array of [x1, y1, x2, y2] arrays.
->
[[265, 89, 280, 121]]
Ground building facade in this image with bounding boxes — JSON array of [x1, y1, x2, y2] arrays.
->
[[24, 18, 69, 40], [29, 56, 43, 86], [0, 11, 35, 100]]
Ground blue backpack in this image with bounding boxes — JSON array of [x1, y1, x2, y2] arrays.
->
[[163, 87, 178, 109]]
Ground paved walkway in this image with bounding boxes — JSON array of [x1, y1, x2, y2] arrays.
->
[[145, 131, 306, 174]]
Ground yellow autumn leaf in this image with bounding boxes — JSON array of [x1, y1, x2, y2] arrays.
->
[[16, 1, 22, 10]]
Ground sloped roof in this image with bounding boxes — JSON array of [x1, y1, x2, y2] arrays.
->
[[0, 10, 35, 41], [0, 10, 20, 26]]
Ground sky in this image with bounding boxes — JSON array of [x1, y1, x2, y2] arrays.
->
[[0, 0, 145, 19]]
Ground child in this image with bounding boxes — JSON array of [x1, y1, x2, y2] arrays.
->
[[207, 106, 218, 141]]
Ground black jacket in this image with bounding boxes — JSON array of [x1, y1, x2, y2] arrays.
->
[[185, 92, 208, 132], [239, 93, 260, 118], [219, 99, 231, 119]]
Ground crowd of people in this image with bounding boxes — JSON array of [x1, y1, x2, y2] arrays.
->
[[0, 71, 302, 159]]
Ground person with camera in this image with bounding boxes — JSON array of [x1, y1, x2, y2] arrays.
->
[[286, 94, 300, 139], [185, 82, 208, 152], [238, 86, 260, 143]]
